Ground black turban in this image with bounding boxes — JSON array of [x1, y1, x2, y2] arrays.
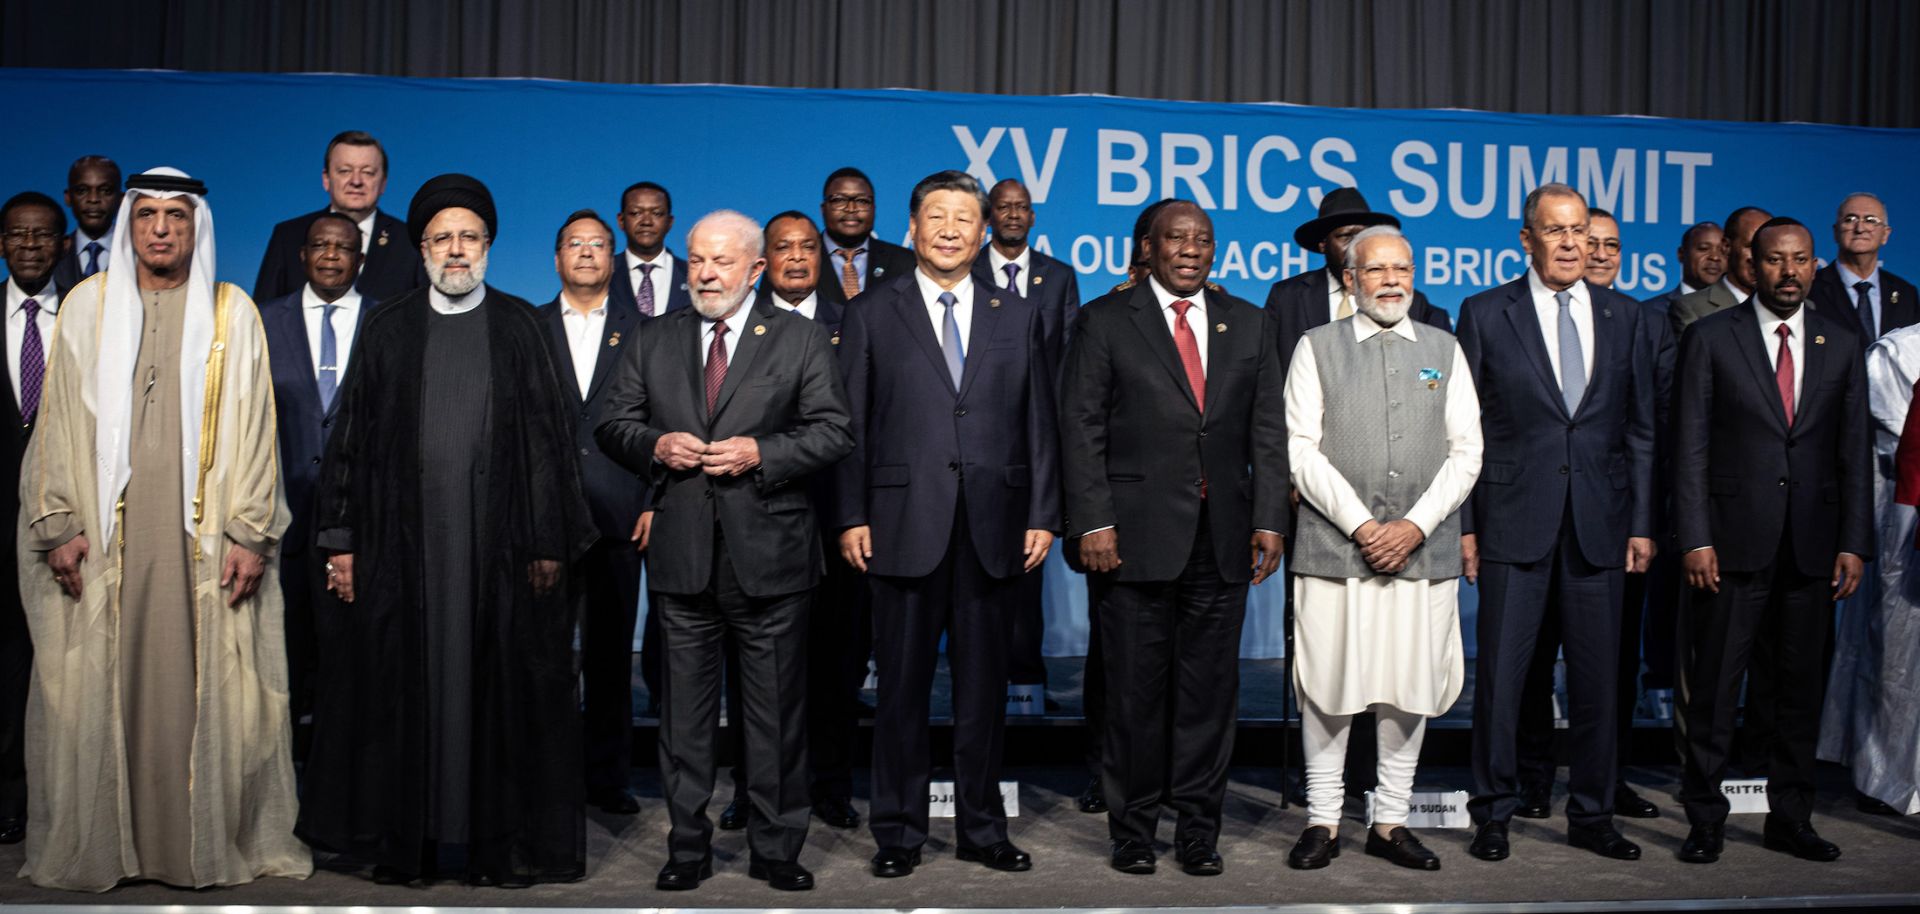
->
[[408, 173, 497, 248]]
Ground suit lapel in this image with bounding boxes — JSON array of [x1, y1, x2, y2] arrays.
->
[[1728, 305, 1790, 433], [273, 296, 327, 415], [1202, 288, 1236, 420], [1791, 307, 1833, 436], [585, 303, 632, 402], [895, 280, 959, 396], [957, 282, 1003, 401], [1501, 283, 1567, 417], [1127, 284, 1199, 411], [709, 300, 773, 422]]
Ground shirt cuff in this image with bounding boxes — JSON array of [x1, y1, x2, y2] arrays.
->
[[223, 519, 280, 559], [25, 512, 81, 552], [1080, 525, 1116, 536]]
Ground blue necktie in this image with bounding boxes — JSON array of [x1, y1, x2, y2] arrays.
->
[[83, 241, 103, 277], [1555, 289, 1585, 414], [318, 302, 340, 411], [939, 291, 965, 388], [1003, 262, 1021, 295], [1855, 280, 1876, 338]]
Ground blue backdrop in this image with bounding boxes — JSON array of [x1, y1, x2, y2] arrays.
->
[[7, 68, 1918, 658]]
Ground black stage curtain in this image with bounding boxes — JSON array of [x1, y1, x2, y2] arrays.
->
[[5, 0, 1917, 127]]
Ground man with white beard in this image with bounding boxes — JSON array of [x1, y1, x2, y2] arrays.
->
[[1282, 226, 1483, 871], [296, 174, 597, 887]]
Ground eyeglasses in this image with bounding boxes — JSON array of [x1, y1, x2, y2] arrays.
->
[[825, 195, 875, 211], [305, 240, 358, 255], [425, 230, 488, 252], [1532, 224, 1590, 244], [1585, 238, 1622, 255], [2, 228, 59, 245], [1839, 213, 1888, 228], [561, 237, 608, 251], [1356, 264, 1415, 281]]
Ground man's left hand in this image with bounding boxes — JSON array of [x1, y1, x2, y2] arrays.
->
[[1250, 530, 1284, 584], [1360, 519, 1425, 574], [701, 437, 761, 477], [221, 543, 266, 608], [1022, 529, 1055, 572], [1832, 553, 1865, 601], [529, 559, 562, 595], [1626, 536, 1656, 574]]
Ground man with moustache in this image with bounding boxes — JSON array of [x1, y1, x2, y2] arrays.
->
[[818, 167, 915, 307], [1646, 222, 1726, 311], [52, 155, 120, 289], [536, 209, 648, 816], [608, 181, 692, 318], [0, 192, 66, 844], [1672, 218, 1870, 863], [258, 213, 376, 759], [1060, 200, 1286, 876], [836, 170, 1059, 879], [254, 131, 423, 303], [1283, 226, 1481, 872], [1811, 193, 1917, 344], [597, 210, 853, 892], [1671, 207, 1771, 334], [1460, 183, 1656, 864], [299, 174, 595, 886]]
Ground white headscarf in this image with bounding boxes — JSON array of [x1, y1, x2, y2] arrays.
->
[[93, 166, 219, 540]]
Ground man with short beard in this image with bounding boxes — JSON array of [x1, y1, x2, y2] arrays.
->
[[597, 210, 853, 892], [1282, 226, 1482, 872], [298, 174, 596, 887], [53, 155, 120, 289]]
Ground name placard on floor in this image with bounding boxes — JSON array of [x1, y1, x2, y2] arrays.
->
[[1722, 778, 1770, 814], [1365, 789, 1471, 829], [930, 781, 1020, 817], [1006, 683, 1046, 716]]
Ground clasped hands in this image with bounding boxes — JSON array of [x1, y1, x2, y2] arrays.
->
[[1354, 519, 1424, 575], [655, 431, 760, 477]]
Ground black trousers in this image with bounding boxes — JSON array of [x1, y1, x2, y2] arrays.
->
[[580, 538, 643, 795], [1471, 511, 1623, 829], [655, 527, 811, 864], [279, 547, 326, 762], [1517, 561, 1650, 789], [868, 499, 1017, 851], [1007, 567, 1048, 686], [1096, 507, 1248, 846], [1081, 574, 1108, 778], [0, 573, 28, 822], [1676, 534, 1833, 826]]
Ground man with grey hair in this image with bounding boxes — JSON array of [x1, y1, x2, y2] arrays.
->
[[598, 209, 854, 892], [1282, 226, 1482, 871], [1810, 192, 1918, 345]]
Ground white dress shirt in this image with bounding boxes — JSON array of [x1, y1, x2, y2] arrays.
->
[[1678, 281, 1699, 296], [915, 269, 975, 354], [769, 290, 819, 321], [701, 304, 750, 369], [1836, 261, 1883, 339], [987, 245, 1033, 298], [625, 249, 675, 303], [1147, 275, 1209, 371], [558, 291, 609, 398], [1324, 267, 1353, 323], [301, 283, 363, 388], [72, 226, 111, 273], [428, 284, 485, 315], [331, 209, 378, 255], [1527, 268, 1594, 386], [6, 276, 59, 404], [1754, 299, 1807, 409], [1719, 275, 1751, 305]]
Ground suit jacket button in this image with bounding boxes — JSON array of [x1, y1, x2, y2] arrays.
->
[[1199, 430, 1208, 438], [580, 448, 591, 456], [1778, 478, 1788, 487], [1559, 465, 1569, 475], [954, 408, 967, 417], [311, 456, 322, 466], [321, 418, 331, 429]]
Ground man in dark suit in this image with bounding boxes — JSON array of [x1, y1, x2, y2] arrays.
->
[[536, 209, 648, 816], [258, 212, 377, 763], [596, 210, 853, 892], [835, 170, 1060, 879], [1670, 207, 1771, 336], [1060, 200, 1287, 877], [52, 156, 120, 291], [1643, 222, 1725, 312], [1269, 187, 1451, 379], [817, 166, 915, 308], [1672, 217, 1871, 864], [1810, 193, 1917, 345], [254, 131, 423, 304], [1460, 183, 1656, 864], [0, 192, 65, 844], [608, 181, 693, 318]]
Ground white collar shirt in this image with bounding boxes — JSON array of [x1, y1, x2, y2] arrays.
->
[[769, 290, 819, 321], [987, 245, 1033, 298], [1149, 275, 1209, 372], [300, 283, 364, 388], [915, 269, 975, 357], [1754, 299, 1807, 408], [1527, 267, 1594, 386], [625, 248, 674, 302], [6, 276, 58, 406], [72, 226, 110, 273], [1719, 275, 1751, 305], [558, 291, 610, 398], [331, 208, 379, 255], [702, 303, 750, 369]]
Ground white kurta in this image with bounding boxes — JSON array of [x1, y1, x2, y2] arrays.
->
[[1285, 313, 1483, 717]]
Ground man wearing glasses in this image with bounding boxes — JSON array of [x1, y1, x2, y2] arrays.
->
[[1810, 193, 1915, 346], [817, 166, 914, 307], [610, 181, 692, 318]]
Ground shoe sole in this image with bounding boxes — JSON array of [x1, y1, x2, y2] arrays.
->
[[1366, 846, 1441, 871], [1287, 842, 1339, 870], [1111, 860, 1156, 875]]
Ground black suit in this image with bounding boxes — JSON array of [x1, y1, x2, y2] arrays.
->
[[51, 235, 103, 293], [1059, 280, 1288, 847], [817, 237, 915, 308], [608, 249, 693, 317], [1268, 266, 1453, 380], [0, 276, 49, 826], [833, 272, 1061, 852], [1809, 262, 1920, 343], [596, 299, 853, 865], [253, 209, 423, 304], [1672, 301, 1872, 826], [538, 295, 648, 799]]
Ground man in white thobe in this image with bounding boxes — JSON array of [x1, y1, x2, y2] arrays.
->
[[1282, 226, 1482, 871]]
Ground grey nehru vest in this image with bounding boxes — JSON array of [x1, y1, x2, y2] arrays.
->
[[1290, 318, 1463, 581]]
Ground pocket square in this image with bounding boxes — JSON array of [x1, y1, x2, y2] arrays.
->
[[1418, 368, 1444, 381]]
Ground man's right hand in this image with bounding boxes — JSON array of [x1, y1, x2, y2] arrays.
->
[[1078, 528, 1121, 573], [1460, 533, 1479, 585], [47, 534, 89, 599], [840, 526, 873, 573], [654, 432, 709, 471], [327, 552, 357, 604], [631, 511, 654, 553], [1684, 547, 1720, 594]]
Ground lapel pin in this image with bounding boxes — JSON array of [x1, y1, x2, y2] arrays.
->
[[1215, 323, 1226, 333], [1814, 335, 1826, 345], [1032, 274, 1044, 286], [1894, 291, 1902, 305], [753, 324, 767, 336], [376, 229, 389, 247], [874, 266, 886, 278], [831, 332, 841, 346], [608, 332, 621, 347], [990, 298, 1002, 309], [1602, 308, 1613, 318]]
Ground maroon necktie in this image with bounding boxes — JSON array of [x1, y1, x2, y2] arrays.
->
[[705, 321, 729, 416], [1774, 323, 1795, 427]]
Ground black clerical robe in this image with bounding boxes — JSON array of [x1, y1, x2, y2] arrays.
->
[[297, 285, 596, 884]]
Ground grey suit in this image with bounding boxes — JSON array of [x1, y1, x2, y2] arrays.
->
[[1669, 282, 1744, 338]]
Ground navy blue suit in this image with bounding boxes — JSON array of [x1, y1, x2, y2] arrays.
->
[[608, 249, 692, 317], [254, 209, 423, 304], [833, 271, 1061, 852], [1458, 275, 1656, 830]]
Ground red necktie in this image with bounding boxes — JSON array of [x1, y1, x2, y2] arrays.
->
[[705, 321, 730, 416], [1171, 299, 1205, 413], [1774, 323, 1794, 427]]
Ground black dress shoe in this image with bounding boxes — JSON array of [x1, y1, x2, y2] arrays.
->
[[1762, 816, 1842, 862], [1516, 784, 1551, 819], [1110, 839, 1156, 874], [587, 787, 641, 815], [1176, 839, 1223, 876], [813, 796, 860, 829], [370, 865, 418, 886], [1857, 791, 1901, 815], [1287, 825, 1340, 870], [0, 817, 24, 845], [957, 839, 1032, 872], [1568, 822, 1641, 860], [1614, 783, 1659, 819], [1678, 823, 1723, 864], [1076, 776, 1108, 814], [749, 857, 816, 891], [1366, 826, 1441, 870], [655, 858, 713, 891], [718, 799, 746, 831], [1468, 821, 1510, 861], [871, 846, 921, 878]]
